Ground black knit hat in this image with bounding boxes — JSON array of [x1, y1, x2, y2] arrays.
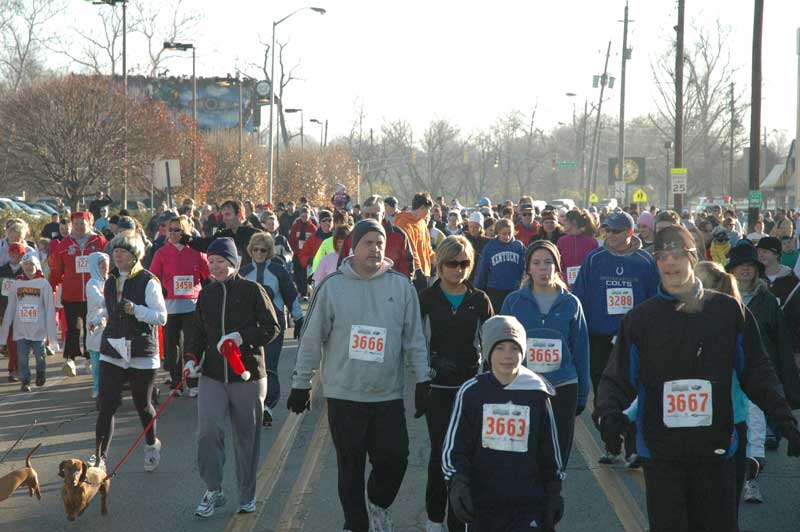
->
[[207, 237, 239, 267], [351, 219, 386, 250], [726, 241, 764, 275], [756, 236, 781, 257], [525, 239, 562, 274]]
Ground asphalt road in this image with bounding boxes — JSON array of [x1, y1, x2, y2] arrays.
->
[[1, 339, 799, 532]]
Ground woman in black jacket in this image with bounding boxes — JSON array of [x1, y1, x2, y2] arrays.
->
[[419, 235, 493, 532], [184, 237, 279, 518]]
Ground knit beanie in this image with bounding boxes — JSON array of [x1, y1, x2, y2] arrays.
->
[[481, 315, 527, 363], [638, 211, 654, 231], [350, 219, 386, 250], [207, 237, 239, 267], [525, 240, 562, 274]]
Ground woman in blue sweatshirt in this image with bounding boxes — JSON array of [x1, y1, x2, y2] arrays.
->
[[474, 218, 525, 312], [501, 239, 590, 465]]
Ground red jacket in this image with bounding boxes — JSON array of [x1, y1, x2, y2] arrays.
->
[[515, 222, 540, 247], [49, 233, 108, 302], [149, 242, 209, 300], [288, 219, 317, 255], [297, 229, 330, 269], [338, 221, 414, 279]]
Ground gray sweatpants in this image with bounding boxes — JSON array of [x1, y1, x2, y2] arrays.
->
[[197, 375, 267, 504]]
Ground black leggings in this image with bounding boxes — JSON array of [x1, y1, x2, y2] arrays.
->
[[163, 311, 194, 389], [551, 383, 579, 467], [95, 361, 157, 458], [63, 301, 88, 360]]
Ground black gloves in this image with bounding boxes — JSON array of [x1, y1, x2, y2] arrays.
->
[[286, 388, 311, 414], [599, 411, 628, 455], [293, 317, 304, 340], [430, 353, 460, 380], [575, 404, 585, 417], [414, 381, 431, 418], [542, 481, 564, 531], [179, 234, 192, 246], [448, 473, 475, 523], [777, 423, 800, 457]]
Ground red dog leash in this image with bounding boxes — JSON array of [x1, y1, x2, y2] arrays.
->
[[103, 369, 191, 481]]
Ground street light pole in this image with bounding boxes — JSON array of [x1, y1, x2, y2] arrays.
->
[[674, 0, 686, 212], [284, 108, 304, 154], [310, 118, 324, 153], [163, 41, 197, 200], [267, 6, 326, 206], [618, 2, 631, 204]]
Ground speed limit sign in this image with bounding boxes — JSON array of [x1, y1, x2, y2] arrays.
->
[[671, 168, 687, 194]]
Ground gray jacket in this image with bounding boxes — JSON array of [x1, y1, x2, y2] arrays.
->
[[292, 256, 430, 402]]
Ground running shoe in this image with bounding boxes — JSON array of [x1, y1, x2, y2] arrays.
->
[[35, 372, 46, 387], [88, 455, 106, 470], [143, 438, 161, 472], [367, 499, 394, 532], [626, 453, 643, 469], [8, 372, 18, 382], [21, 383, 32, 392], [195, 489, 226, 518], [598, 452, 620, 464], [187, 387, 198, 398], [63, 359, 77, 377], [262, 406, 273, 427], [743, 479, 763, 503], [764, 435, 779, 450], [237, 498, 257, 513]]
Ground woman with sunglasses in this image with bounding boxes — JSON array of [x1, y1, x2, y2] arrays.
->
[[502, 240, 590, 466], [419, 235, 493, 532], [149, 215, 210, 397], [241, 232, 304, 426]]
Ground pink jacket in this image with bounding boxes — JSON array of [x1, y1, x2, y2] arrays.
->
[[149, 242, 209, 300], [557, 234, 599, 287]]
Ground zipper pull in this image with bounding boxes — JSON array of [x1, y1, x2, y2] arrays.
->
[[696, 342, 703, 358]]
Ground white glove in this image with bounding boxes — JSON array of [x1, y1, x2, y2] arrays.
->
[[216, 332, 243, 352], [184, 359, 200, 379]]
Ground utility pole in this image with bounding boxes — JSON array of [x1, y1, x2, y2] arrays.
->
[[586, 40, 612, 207], [748, 0, 764, 230], [795, 27, 800, 207], [579, 100, 589, 196], [674, 0, 685, 212], [618, 2, 631, 204], [730, 82, 735, 198]]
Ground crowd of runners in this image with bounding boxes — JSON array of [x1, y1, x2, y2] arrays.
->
[[2, 184, 800, 532]]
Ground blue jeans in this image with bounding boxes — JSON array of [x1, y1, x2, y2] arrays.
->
[[17, 339, 45, 385], [264, 313, 286, 409]]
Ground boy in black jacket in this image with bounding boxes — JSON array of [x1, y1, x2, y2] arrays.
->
[[443, 315, 564, 531]]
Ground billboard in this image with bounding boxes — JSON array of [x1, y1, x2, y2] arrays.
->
[[128, 75, 259, 132]]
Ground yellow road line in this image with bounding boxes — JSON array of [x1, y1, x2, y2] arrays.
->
[[225, 375, 319, 532], [275, 401, 330, 531], [573, 416, 649, 532]]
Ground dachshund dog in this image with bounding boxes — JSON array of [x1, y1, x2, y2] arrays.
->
[[58, 446, 110, 521], [0, 443, 42, 502]]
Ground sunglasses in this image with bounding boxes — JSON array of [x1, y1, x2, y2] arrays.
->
[[607, 228, 627, 234], [444, 259, 471, 270], [362, 212, 380, 219], [522, 213, 533, 217], [654, 249, 692, 261], [251, 247, 269, 253], [168, 228, 183, 233]]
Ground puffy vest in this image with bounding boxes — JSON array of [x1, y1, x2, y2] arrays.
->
[[101, 269, 159, 359]]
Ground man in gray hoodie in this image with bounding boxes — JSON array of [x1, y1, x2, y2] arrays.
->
[[288, 218, 431, 532]]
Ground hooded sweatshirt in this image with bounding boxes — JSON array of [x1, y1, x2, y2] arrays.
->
[[85, 252, 109, 352], [501, 286, 591, 408], [474, 237, 526, 291], [0, 262, 58, 345], [572, 235, 659, 336], [292, 256, 431, 402]]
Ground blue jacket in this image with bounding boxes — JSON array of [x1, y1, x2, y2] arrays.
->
[[572, 238, 659, 335], [474, 238, 525, 292], [502, 286, 591, 408], [240, 260, 303, 327]]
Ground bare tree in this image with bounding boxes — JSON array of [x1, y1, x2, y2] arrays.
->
[[53, 7, 123, 76], [419, 119, 461, 197], [132, 0, 201, 77], [0, 0, 62, 91], [254, 39, 301, 149]]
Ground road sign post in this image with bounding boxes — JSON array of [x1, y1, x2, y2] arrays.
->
[[671, 167, 688, 195], [632, 188, 648, 204]]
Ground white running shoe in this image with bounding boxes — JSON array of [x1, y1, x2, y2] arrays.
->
[[425, 520, 444, 532], [143, 438, 161, 472], [367, 499, 394, 532], [187, 387, 198, 398], [195, 489, 226, 518], [237, 498, 257, 513], [743, 479, 763, 503], [88, 454, 106, 470], [63, 359, 77, 377]]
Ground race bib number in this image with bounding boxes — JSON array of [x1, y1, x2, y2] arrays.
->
[[606, 287, 633, 315], [1, 279, 12, 297], [663, 379, 712, 428], [566, 266, 580, 285], [527, 338, 562, 373], [173, 275, 194, 296], [75, 255, 90, 274], [18, 304, 38, 323], [348, 325, 387, 363], [482, 403, 530, 452]]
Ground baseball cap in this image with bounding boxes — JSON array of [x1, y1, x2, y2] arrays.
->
[[601, 211, 634, 232], [468, 212, 484, 225], [756, 236, 781, 256], [384, 196, 398, 208], [476, 197, 491, 208]]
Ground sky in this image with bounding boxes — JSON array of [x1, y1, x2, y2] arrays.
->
[[63, 0, 800, 145]]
